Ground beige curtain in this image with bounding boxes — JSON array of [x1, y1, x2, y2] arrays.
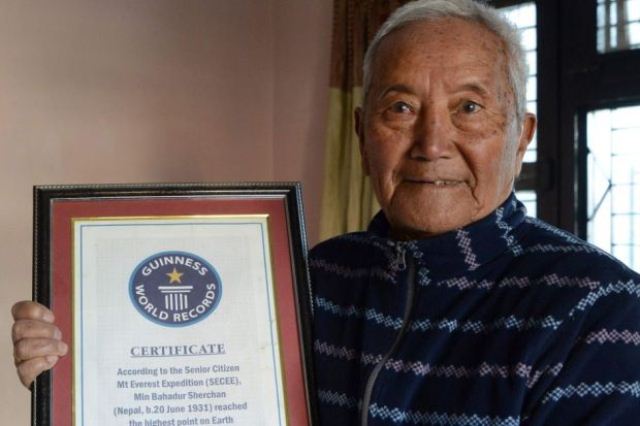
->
[[319, 0, 409, 241]]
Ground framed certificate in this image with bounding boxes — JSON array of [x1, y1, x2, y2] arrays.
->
[[32, 183, 317, 426]]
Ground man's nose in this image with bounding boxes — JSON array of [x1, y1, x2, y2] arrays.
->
[[410, 105, 453, 161]]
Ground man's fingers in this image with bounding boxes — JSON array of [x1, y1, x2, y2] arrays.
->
[[12, 319, 62, 343], [14, 338, 68, 364], [11, 301, 54, 322], [11, 301, 64, 389], [16, 356, 59, 389]]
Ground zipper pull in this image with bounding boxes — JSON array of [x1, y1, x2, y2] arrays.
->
[[394, 243, 407, 271]]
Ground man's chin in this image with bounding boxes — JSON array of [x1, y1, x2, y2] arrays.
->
[[384, 190, 478, 238], [386, 207, 475, 240]]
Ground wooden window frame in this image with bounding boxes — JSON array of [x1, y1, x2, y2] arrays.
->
[[492, 0, 640, 236]]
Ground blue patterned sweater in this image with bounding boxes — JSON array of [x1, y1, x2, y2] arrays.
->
[[309, 194, 640, 425]]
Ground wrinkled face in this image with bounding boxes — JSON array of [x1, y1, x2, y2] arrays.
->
[[358, 18, 535, 239]]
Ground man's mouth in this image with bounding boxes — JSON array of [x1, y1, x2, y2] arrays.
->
[[428, 180, 462, 186], [405, 179, 464, 186]]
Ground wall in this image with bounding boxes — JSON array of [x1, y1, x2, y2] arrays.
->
[[0, 0, 332, 423], [273, 0, 332, 235]]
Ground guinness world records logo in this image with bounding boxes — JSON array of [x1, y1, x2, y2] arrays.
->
[[129, 251, 222, 327]]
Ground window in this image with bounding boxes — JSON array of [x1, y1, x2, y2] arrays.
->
[[491, 0, 640, 271], [597, 0, 640, 52], [586, 105, 640, 269]]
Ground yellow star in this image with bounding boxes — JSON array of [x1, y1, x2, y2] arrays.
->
[[166, 267, 183, 284]]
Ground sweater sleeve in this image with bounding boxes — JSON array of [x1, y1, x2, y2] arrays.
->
[[524, 280, 640, 425]]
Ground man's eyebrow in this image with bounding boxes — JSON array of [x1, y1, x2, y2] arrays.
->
[[378, 84, 416, 99], [454, 82, 490, 97]]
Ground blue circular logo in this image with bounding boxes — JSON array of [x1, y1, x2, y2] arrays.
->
[[129, 251, 222, 327]]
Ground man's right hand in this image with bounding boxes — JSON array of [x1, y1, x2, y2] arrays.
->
[[11, 301, 68, 389]]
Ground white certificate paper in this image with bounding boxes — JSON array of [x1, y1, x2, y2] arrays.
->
[[72, 216, 287, 426]]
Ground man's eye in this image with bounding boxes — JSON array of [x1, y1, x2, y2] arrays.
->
[[461, 101, 482, 114], [389, 102, 413, 114]]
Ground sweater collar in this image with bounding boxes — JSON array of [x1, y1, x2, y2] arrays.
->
[[368, 192, 527, 272]]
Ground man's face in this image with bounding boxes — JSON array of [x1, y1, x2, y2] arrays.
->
[[357, 18, 536, 239]]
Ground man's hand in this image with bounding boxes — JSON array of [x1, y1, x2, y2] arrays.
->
[[11, 301, 68, 389]]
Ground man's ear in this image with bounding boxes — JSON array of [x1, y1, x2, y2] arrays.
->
[[514, 112, 537, 176], [355, 106, 370, 176]]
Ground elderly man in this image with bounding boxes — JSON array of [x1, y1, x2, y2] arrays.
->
[[309, 0, 640, 425], [11, 0, 640, 425]]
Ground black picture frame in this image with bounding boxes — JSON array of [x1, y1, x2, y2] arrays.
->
[[32, 182, 317, 426]]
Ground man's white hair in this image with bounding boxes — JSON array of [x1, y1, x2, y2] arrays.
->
[[363, 0, 528, 124]]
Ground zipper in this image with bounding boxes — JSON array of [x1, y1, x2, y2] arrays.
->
[[392, 243, 407, 272], [360, 244, 416, 426]]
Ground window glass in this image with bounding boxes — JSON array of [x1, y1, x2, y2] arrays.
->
[[587, 104, 640, 270], [597, 0, 640, 53], [516, 190, 537, 217]]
